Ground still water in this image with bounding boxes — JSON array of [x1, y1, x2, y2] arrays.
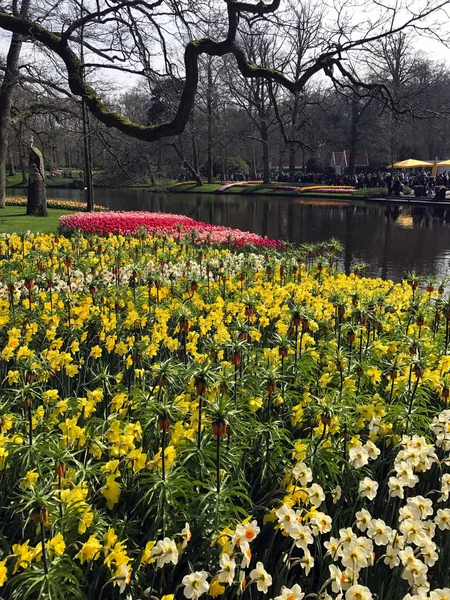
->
[[9, 187, 450, 282]]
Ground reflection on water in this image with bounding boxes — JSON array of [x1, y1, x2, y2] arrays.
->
[[7, 187, 450, 282]]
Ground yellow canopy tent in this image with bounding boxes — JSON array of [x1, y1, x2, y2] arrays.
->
[[438, 159, 450, 167], [387, 159, 433, 168]]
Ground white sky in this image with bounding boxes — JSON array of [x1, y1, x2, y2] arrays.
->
[[2, 0, 450, 95]]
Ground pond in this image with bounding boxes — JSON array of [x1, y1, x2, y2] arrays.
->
[[8, 187, 450, 282]]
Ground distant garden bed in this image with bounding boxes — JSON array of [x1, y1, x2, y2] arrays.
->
[[5, 197, 107, 212]]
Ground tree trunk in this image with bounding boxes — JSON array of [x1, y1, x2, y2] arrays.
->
[[0, 0, 30, 208], [261, 119, 270, 184], [20, 153, 27, 184], [9, 149, 15, 177], [278, 146, 284, 180], [250, 141, 257, 180], [172, 143, 202, 186], [0, 33, 25, 207], [190, 118, 199, 176], [27, 146, 48, 216], [288, 144, 296, 183], [81, 97, 94, 211], [348, 98, 359, 176], [206, 60, 214, 184]]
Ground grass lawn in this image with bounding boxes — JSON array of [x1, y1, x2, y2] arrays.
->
[[171, 182, 221, 193], [0, 206, 70, 234], [6, 171, 83, 188]]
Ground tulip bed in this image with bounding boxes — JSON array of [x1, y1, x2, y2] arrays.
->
[[1, 232, 450, 600], [59, 211, 281, 247]]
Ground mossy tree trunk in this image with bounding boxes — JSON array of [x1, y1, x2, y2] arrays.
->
[[27, 146, 48, 216], [0, 0, 30, 208]]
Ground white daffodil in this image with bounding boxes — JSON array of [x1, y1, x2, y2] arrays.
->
[[299, 549, 314, 575], [358, 477, 379, 501], [364, 440, 380, 460], [292, 462, 313, 486], [181, 522, 192, 549], [182, 571, 209, 599], [116, 563, 131, 594], [435, 508, 450, 530], [276, 503, 297, 534], [430, 589, 450, 600], [355, 509, 372, 532], [341, 541, 369, 570], [384, 544, 400, 568], [349, 445, 369, 469], [274, 584, 305, 600], [399, 519, 426, 547], [407, 496, 433, 520], [240, 541, 252, 569], [151, 537, 179, 568], [311, 511, 332, 534], [329, 564, 343, 593], [233, 520, 260, 547], [367, 518, 392, 546], [345, 584, 373, 599], [324, 536, 342, 559], [308, 483, 325, 507], [339, 527, 357, 547], [292, 523, 313, 550], [218, 553, 236, 585], [332, 485, 342, 503], [249, 561, 272, 593], [421, 541, 439, 567], [388, 476, 405, 499]]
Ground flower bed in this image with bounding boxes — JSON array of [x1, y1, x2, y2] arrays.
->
[[59, 210, 281, 247], [0, 234, 450, 599], [5, 196, 107, 211]]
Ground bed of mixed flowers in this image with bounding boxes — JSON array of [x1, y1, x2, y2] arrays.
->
[[5, 197, 107, 212], [59, 212, 281, 247], [0, 231, 450, 600]]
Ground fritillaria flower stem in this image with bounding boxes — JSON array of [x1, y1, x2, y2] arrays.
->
[[216, 434, 221, 495], [162, 427, 166, 481], [197, 395, 203, 449], [27, 402, 33, 446], [365, 324, 371, 352], [58, 472, 63, 519], [40, 521, 49, 575], [389, 377, 395, 403], [408, 376, 420, 421], [294, 325, 299, 363], [337, 320, 341, 350], [446, 318, 449, 353]]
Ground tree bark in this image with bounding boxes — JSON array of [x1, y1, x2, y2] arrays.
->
[[0, 0, 30, 207], [261, 119, 270, 184], [81, 96, 94, 211], [206, 59, 214, 184], [172, 143, 202, 186], [0, 33, 24, 207], [190, 118, 199, 176], [20, 153, 27, 184], [9, 148, 15, 177], [27, 146, 48, 216], [288, 144, 296, 183], [348, 97, 359, 176]]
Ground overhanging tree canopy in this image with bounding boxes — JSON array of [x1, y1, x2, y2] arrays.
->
[[0, 0, 449, 144]]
